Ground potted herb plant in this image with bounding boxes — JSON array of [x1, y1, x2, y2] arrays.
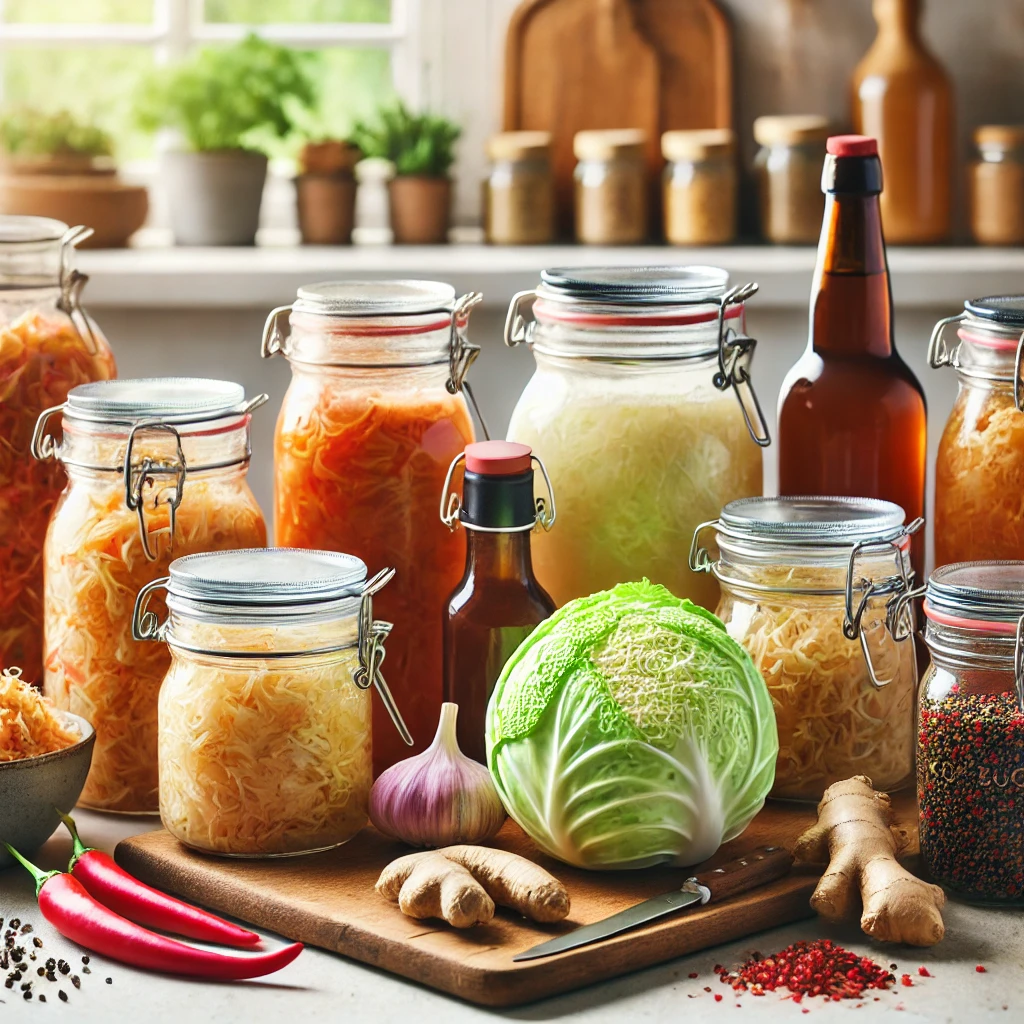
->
[[135, 35, 315, 246], [0, 108, 148, 248], [351, 102, 461, 245], [295, 138, 361, 245]]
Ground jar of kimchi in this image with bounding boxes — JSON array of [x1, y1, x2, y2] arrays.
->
[[0, 218, 115, 684], [134, 548, 411, 857], [33, 378, 267, 813], [262, 281, 480, 774], [691, 496, 921, 801], [504, 266, 768, 609], [930, 296, 1024, 565]]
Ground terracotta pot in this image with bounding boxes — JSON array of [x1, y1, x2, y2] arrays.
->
[[161, 149, 267, 246], [299, 140, 360, 177], [388, 176, 451, 244], [296, 174, 356, 245], [0, 153, 116, 177], [0, 174, 148, 248]]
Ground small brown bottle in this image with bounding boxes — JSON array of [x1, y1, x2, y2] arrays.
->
[[778, 135, 927, 581], [442, 441, 555, 763], [851, 0, 952, 243]]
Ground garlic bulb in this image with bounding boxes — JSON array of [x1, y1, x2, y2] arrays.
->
[[369, 703, 506, 847]]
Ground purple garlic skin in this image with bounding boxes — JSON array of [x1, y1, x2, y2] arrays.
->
[[369, 702, 506, 847]]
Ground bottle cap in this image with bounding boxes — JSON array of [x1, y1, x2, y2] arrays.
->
[[826, 135, 878, 158], [465, 441, 532, 476]]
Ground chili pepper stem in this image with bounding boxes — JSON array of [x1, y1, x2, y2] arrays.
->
[[59, 811, 90, 869], [3, 842, 61, 897]]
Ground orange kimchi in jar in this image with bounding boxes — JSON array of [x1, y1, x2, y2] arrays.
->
[[930, 297, 1024, 565], [33, 378, 267, 813], [263, 281, 481, 774], [0, 218, 115, 684]]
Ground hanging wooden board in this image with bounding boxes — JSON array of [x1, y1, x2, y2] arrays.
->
[[503, 0, 733, 229], [113, 795, 916, 1007]]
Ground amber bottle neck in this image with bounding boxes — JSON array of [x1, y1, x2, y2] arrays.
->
[[464, 529, 535, 582], [817, 192, 888, 276], [874, 0, 921, 37]]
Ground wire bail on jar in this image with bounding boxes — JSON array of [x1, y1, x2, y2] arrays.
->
[[31, 393, 268, 562], [438, 451, 557, 533], [55, 224, 102, 356], [1014, 613, 1024, 713], [131, 564, 414, 745]]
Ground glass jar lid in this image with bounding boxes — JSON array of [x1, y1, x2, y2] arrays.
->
[[963, 295, 1024, 327], [536, 265, 729, 307], [291, 280, 457, 318], [64, 377, 248, 425], [924, 561, 1024, 632]]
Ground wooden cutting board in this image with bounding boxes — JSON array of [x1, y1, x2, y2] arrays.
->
[[113, 794, 916, 1007], [503, 0, 733, 229]]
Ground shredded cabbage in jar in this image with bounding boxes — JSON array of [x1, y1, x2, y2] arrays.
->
[[0, 666, 81, 761], [44, 474, 266, 813], [158, 619, 371, 857], [935, 385, 1024, 565], [0, 311, 115, 683], [716, 571, 915, 802], [508, 368, 762, 608]]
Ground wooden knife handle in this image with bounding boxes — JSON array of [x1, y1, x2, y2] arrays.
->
[[695, 846, 793, 902]]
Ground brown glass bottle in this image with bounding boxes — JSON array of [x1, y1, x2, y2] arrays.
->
[[851, 0, 952, 244], [778, 135, 927, 581], [443, 441, 555, 763]]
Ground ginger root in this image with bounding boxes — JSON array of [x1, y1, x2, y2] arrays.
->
[[794, 776, 945, 947], [377, 845, 570, 929]]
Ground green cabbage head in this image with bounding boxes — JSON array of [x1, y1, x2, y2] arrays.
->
[[485, 580, 778, 869]]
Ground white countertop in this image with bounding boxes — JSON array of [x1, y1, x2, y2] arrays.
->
[[75, 236, 1024, 311], [1, 809, 1021, 1023]]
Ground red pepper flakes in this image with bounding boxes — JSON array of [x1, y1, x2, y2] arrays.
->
[[901, 974, 914, 987], [918, 966, 931, 977], [714, 993, 723, 1002], [976, 965, 987, 973], [718, 939, 896, 1001], [688, 971, 698, 978]]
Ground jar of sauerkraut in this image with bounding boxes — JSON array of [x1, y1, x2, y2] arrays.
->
[[263, 281, 480, 775], [33, 378, 268, 813], [690, 496, 921, 802], [504, 266, 768, 609], [0, 218, 115, 684], [930, 297, 1024, 566], [134, 548, 412, 857]]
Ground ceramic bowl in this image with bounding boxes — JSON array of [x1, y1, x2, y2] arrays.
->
[[0, 711, 95, 869]]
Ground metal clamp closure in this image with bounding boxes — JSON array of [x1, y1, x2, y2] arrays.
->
[[843, 517, 924, 689], [504, 289, 537, 348], [712, 283, 770, 448], [439, 452, 556, 533], [688, 519, 719, 574], [929, 311, 1024, 412], [132, 576, 170, 641], [448, 291, 489, 440], [1014, 614, 1024, 714], [31, 403, 65, 461], [124, 421, 187, 562], [354, 567, 414, 746], [261, 305, 292, 358], [56, 225, 102, 357]]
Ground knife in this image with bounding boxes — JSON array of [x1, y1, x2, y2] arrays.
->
[[512, 845, 793, 962]]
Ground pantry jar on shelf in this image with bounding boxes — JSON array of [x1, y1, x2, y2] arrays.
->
[[134, 548, 412, 857], [916, 561, 1024, 904], [504, 265, 768, 610], [929, 296, 1024, 565], [484, 131, 555, 245], [662, 128, 737, 245], [32, 378, 268, 813], [263, 280, 480, 774], [573, 129, 648, 245], [690, 496, 921, 802], [0, 217, 116, 685], [970, 125, 1024, 246]]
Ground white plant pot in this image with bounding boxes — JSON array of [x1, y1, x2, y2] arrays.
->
[[161, 149, 268, 246]]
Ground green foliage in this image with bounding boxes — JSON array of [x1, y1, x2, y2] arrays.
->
[[0, 108, 113, 158], [350, 101, 460, 177], [134, 35, 317, 153]]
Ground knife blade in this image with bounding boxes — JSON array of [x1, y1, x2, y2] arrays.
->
[[512, 845, 793, 963]]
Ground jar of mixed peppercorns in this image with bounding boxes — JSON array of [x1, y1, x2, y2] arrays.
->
[[917, 561, 1024, 904]]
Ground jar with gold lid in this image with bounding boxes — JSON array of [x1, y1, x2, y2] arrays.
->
[[970, 125, 1024, 246], [753, 115, 829, 244], [484, 131, 554, 245], [573, 129, 648, 245], [662, 128, 736, 245]]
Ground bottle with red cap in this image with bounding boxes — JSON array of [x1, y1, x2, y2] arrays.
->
[[439, 441, 556, 763], [777, 134, 927, 582]]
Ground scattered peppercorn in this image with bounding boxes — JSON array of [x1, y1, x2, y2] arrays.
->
[[39, 994, 46, 1003], [32, 937, 42, 949], [58, 989, 68, 1002], [918, 690, 1024, 902], [81, 956, 90, 965], [57, 959, 70, 975], [82, 966, 91, 974], [718, 940, 896, 1000], [106, 977, 112, 985], [71, 975, 80, 989]]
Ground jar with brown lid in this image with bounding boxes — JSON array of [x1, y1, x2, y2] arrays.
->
[[753, 115, 829, 244], [573, 129, 648, 245], [484, 131, 554, 245], [970, 126, 1024, 246], [661, 129, 736, 245]]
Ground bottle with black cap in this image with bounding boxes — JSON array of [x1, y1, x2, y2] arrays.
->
[[441, 441, 556, 763], [778, 134, 927, 582]]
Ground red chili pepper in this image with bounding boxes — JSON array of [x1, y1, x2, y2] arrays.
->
[[61, 813, 259, 948], [4, 844, 302, 980]]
